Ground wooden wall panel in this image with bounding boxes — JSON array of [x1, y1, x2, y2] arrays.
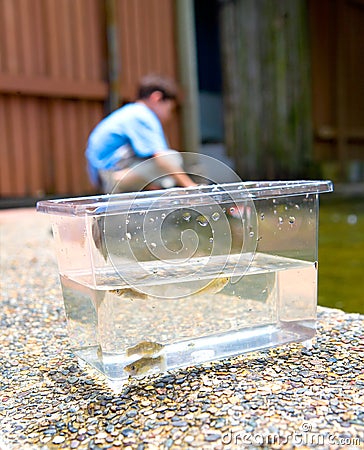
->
[[117, 0, 181, 149], [0, 0, 107, 197], [118, 0, 178, 93], [309, 0, 364, 178], [25, 99, 44, 195], [0, 0, 181, 198], [345, 1, 364, 131], [219, 0, 312, 179], [0, 97, 12, 196]]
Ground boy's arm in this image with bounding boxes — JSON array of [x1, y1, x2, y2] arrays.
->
[[153, 152, 197, 187]]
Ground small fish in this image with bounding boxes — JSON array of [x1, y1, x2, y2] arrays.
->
[[126, 341, 164, 357], [97, 344, 103, 360], [124, 355, 165, 377], [110, 288, 149, 300], [92, 216, 108, 261], [194, 276, 230, 295]]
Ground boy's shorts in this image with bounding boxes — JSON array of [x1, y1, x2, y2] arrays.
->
[[99, 150, 184, 193]]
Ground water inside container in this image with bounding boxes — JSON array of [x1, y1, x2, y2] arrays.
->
[[60, 252, 316, 385]]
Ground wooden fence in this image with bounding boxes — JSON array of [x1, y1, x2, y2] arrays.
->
[[309, 0, 364, 180], [219, 0, 312, 180], [1, 0, 363, 198], [0, 0, 180, 198], [218, 0, 364, 181]]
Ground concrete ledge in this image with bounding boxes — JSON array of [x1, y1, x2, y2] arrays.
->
[[1, 209, 363, 449]]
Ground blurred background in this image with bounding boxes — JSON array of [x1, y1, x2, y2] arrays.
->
[[0, 0, 363, 312]]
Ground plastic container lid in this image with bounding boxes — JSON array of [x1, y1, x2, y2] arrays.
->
[[36, 180, 333, 216]]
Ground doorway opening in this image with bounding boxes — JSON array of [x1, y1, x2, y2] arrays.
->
[[193, 0, 235, 177]]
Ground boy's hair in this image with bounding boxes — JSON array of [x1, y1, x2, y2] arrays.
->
[[137, 74, 179, 101]]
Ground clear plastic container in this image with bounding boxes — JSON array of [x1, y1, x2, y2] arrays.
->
[[37, 180, 333, 389]]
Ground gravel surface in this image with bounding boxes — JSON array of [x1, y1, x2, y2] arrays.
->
[[1, 208, 363, 449]]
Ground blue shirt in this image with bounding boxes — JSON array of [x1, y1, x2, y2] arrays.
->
[[85, 102, 168, 185]]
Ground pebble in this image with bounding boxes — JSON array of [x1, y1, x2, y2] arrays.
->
[[171, 420, 188, 427], [67, 376, 79, 384], [121, 428, 135, 437], [204, 433, 221, 442], [1, 210, 363, 449], [52, 435, 66, 444]]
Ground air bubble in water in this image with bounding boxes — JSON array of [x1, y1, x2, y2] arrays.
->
[[126, 232, 132, 240], [209, 237, 214, 243], [260, 213, 265, 220], [289, 216, 296, 225], [149, 217, 155, 223], [211, 212, 220, 221], [249, 231, 254, 237], [230, 207, 235, 213], [161, 213, 166, 219], [278, 217, 283, 225], [150, 242, 157, 249], [196, 215, 208, 227], [182, 212, 191, 222]]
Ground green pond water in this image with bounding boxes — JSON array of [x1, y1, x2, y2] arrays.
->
[[318, 194, 364, 314]]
